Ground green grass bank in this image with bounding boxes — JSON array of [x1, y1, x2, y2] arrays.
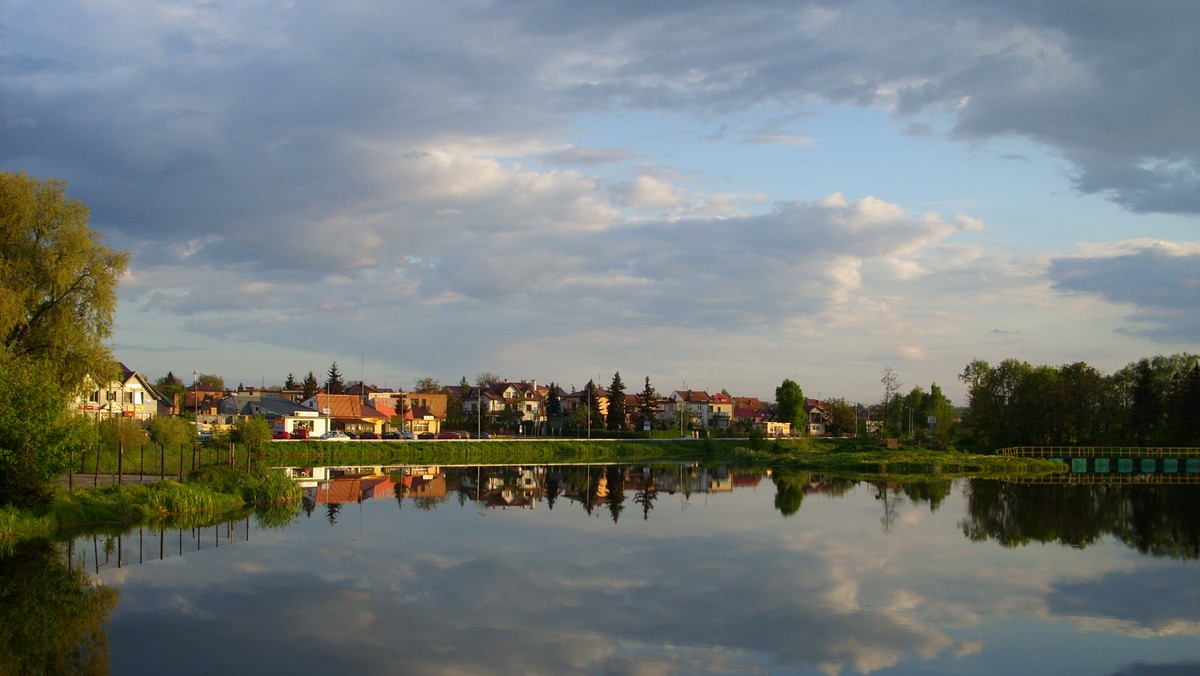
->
[[1, 467, 302, 547]]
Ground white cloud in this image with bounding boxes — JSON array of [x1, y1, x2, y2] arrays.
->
[[5, 0, 1199, 400]]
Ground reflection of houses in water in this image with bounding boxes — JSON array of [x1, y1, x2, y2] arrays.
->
[[289, 463, 755, 512], [458, 466, 545, 509], [399, 468, 447, 499], [294, 465, 448, 505], [307, 476, 397, 504]]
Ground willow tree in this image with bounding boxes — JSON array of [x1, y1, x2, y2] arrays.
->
[[0, 173, 127, 506], [0, 172, 128, 387]]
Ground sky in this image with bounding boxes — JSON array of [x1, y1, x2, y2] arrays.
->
[[3, 0, 1198, 404]]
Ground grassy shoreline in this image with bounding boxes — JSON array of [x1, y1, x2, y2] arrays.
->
[[1, 467, 302, 547]]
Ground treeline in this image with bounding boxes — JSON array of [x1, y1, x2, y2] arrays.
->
[[957, 354, 1200, 449]]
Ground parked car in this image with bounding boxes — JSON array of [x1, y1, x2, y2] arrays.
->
[[436, 431, 462, 439], [320, 430, 351, 441], [417, 432, 435, 440], [382, 430, 414, 440], [272, 430, 291, 440], [471, 431, 490, 439], [358, 431, 380, 440], [291, 428, 311, 440]]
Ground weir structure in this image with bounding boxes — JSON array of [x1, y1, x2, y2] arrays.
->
[[996, 447, 1200, 484]]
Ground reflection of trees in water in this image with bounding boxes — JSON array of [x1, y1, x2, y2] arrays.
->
[[393, 482, 404, 510], [962, 481, 1200, 558], [772, 470, 810, 517], [325, 502, 342, 526], [414, 497, 441, 511], [545, 477, 560, 510], [606, 466, 626, 523], [634, 478, 657, 521], [901, 480, 953, 512], [874, 483, 903, 533], [0, 539, 119, 674]]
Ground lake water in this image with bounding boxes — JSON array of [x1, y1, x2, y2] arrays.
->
[[7, 463, 1200, 674]]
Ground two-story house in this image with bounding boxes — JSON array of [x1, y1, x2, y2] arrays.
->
[[74, 363, 163, 423]]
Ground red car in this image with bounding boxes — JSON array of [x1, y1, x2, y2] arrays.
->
[[435, 431, 462, 439], [272, 430, 291, 440], [358, 431, 380, 440], [291, 428, 311, 439]]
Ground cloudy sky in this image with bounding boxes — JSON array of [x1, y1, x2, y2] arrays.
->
[[4, 0, 1198, 402]]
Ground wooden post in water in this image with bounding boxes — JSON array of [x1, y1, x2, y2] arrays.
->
[[117, 439, 123, 485], [160, 444, 165, 481], [179, 444, 184, 480], [94, 441, 100, 487], [140, 444, 145, 479]]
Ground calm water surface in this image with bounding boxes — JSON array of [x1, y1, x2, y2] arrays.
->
[[9, 464, 1200, 674]]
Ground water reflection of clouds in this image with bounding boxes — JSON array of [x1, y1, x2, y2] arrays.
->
[[85, 478, 1200, 674]]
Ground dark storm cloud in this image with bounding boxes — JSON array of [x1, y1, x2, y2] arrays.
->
[[1049, 243, 1200, 340]]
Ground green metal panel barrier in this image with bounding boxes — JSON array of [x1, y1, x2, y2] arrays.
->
[[1188, 459, 1200, 473], [1141, 459, 1157, 473], [1119, 458, 1133, 473], [1094, 458, 1110, 473], [1072, 458, 1088, 473], [1163, 459, 1178, 473]]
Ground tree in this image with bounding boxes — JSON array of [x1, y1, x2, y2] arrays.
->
[[149, 415, 195, 450], [925, 384, 956, 448], [284, 373, 298, 390], [585, 380, 602, 431], [774, 379, 806, 432], [155, 371, 188, 409], [0, 351, 94, 507], [634, 377, 658, 431], [234, 415, 272, 458], [301, 371, 320, 399], [545, 383, 563, 418], [325, 362, 346, 395], [606, 371, 627, 431], [196, 373, 224, 391], [413, 377, 441, 393], [822, 397, 858, 437], [0, 172, 129, 387], [475, 372, 502, 388], [880, 367, 900, 434]]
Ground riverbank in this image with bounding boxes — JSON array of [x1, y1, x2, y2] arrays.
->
[[1, 467, 302, 547]]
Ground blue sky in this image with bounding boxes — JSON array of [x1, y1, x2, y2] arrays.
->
[[3, 0, 1198, 403]]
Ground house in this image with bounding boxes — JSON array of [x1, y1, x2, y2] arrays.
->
[[561, 386, 609, 419], [217, 394, 328, 437], [804, 398, 828, 437], [459, 380, 547, 433], [708, 392, 734, 430], [663, 390, 712, 429], [734, 397, 769, 425], [301, 394, 391, 436], [74, 363, 163, 422]]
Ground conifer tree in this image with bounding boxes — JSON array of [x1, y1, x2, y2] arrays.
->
[[636, 376, 658, 430], [326, 362, 346, 394], [606, 371, 627, 431], [302, 371, 319, 399]]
